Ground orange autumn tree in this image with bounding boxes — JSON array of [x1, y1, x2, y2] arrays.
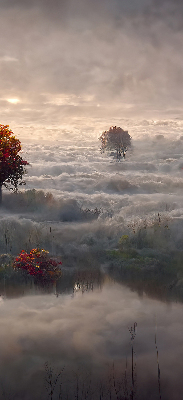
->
[[0, 124, 29, 204]]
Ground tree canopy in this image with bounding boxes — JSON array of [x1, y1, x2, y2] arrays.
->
[[13, 248, 62, 281], [0, 124, 29, 203], [99, 126, 131, 159]]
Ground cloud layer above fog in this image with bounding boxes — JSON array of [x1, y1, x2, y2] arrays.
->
[[0, 0, 183, 125]]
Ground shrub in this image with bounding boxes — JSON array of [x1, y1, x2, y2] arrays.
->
[[13, 248, 62, 281]]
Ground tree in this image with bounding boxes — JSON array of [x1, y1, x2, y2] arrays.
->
[[99, 126, 131, 160], [13, 248, 62, 282], [0, 124, 29, 204]]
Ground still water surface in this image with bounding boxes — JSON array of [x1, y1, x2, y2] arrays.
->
[[0, 273, 183, 400]]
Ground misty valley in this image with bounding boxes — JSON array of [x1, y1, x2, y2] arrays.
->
[[1, 119, 183, 399]]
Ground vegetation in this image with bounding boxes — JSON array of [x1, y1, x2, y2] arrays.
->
[[42, 321, 161, 400], [99, 126, 131, 159], [13, 248, 62, 281], [106, 216, 183, 302], [0, 124, 29, 203]]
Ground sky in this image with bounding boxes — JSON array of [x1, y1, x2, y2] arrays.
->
[[0, 0, 183, 127]]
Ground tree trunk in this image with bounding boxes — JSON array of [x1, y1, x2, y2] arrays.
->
[[0, 185, 2, 205]]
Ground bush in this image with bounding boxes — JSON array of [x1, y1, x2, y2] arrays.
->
[[13, 248, 62, 281]]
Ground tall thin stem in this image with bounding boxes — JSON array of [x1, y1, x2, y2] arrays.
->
[[0, 185, 2, 205], [128, 322, 137, 400]]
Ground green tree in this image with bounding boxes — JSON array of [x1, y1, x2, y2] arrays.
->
[[99, 126, 131, 159], [0, 124, 29, 204]]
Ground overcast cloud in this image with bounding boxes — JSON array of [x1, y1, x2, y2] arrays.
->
[[0, 0, 183, 126]]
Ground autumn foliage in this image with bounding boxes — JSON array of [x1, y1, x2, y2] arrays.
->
[[0, 124, 28, 193], [13, 248, 62, 281]]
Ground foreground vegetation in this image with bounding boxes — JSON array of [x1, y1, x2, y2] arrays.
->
[[0, 216, 180, 400], [106, 215, 183, 302]]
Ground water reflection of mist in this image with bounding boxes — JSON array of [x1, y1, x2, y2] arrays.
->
[[0, 282, 183, 399]]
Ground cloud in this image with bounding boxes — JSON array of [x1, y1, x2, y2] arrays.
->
[[0, 56, 18, 62], [0, 0, 183, 124]]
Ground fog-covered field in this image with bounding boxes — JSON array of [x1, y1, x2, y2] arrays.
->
[[1, 118, 183, 260], [1, 119, 183, 400]]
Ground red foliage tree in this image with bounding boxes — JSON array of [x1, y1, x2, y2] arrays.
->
[[0, 124, 29, 203], [13, 248, 62, 281]]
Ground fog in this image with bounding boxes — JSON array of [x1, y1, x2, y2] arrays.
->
[[1, 119, 183, 259]]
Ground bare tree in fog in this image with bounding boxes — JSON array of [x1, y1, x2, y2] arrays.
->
[[0, 125, 29, 204], [99, 126, 131, 160]]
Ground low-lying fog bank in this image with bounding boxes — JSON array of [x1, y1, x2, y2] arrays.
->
[[0, 119, 183, 289], [0, 119, 183, 277]]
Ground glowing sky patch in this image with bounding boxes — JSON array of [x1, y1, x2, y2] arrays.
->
[[1, 56, 18, 62], [7, 98, 20, 104], [44, 93, 95, 107]]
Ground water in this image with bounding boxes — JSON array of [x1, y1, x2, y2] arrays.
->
[[0, 272, 183, 400]]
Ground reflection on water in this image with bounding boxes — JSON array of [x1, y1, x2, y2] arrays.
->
[[0, 271, 183, 399]]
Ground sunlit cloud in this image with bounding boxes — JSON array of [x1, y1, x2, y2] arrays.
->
[[7, 98, 20, 104], [0, 56, 18, 62], [44, 94, 95, 107]]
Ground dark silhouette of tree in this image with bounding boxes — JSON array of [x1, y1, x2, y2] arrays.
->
[[0, 124, 29, 204], [99, 126, 131, 160]]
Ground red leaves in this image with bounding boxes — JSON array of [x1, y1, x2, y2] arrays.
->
[[13, 248, 62, 281], [21, 160, 29, 165], [0, 124, 29, 189]]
